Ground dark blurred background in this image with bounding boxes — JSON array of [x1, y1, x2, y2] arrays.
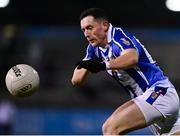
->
[[0, 0, 180, 134]]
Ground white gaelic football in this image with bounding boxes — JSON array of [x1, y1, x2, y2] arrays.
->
[[5, 64, 40, 97]]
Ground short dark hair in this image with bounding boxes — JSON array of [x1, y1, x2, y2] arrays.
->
[[80, 8, 109, 21]]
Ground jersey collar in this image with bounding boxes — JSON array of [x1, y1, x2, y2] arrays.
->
[[99, 24, 113, 50], [107, 23, 113, 44]]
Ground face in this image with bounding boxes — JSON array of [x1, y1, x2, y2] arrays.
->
[[80, 16, 109, 47]]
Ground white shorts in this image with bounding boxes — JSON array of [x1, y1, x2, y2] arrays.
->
[[133, 84, 180, 135]]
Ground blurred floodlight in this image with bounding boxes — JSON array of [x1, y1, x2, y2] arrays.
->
[[166, 0, 180, 11], [0, 0, 9, 8]]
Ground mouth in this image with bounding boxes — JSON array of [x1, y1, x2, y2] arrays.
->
[[88, 39, 94, 43]]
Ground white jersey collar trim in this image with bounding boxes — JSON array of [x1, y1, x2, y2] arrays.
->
[[99, 23, 113, 51], [107, 23, 113, 43]]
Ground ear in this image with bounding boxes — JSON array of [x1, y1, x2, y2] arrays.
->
[[103, 21, 109, 32]]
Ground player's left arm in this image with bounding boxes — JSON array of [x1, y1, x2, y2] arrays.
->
[[107, 48, 138, 70], [76, 48, 138, 73]]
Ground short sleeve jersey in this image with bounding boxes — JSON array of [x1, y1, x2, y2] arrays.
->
[[84, 24, 172, 98]]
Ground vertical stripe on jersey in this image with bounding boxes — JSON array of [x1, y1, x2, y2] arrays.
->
[[112, 39, 124, 51], [84, 44, 99, 60], [125, 68, 149, 92], [129, 35, 156, 64], [138, 43, 155, 64], [84, 45, 93, 60], [110, 70, 140, 98]]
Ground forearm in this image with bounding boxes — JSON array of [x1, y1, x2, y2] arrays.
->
[[71, 67, 89, 86], [107, 49, 138, 70]]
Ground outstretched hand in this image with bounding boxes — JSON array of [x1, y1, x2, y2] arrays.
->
[[76, 59, 106, 73]]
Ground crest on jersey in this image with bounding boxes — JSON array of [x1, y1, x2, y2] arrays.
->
[[146, 91, 160, 105], [120, 38, 130, 45], [150, 92, 159, 99]]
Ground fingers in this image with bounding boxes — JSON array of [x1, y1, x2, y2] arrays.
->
[[75, 59, 105, 73], [75, 60, 93, 71]]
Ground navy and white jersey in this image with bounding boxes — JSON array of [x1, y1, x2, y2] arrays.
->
[[83, 24, 173, 98]]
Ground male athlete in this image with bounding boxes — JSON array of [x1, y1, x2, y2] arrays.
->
[[71, 8, 180, 135]]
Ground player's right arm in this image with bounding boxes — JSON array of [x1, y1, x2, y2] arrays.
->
[[71, 67, 89, 86], [72, 44, 96, 86]]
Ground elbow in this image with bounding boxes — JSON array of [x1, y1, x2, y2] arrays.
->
[[71, 78, 83, 86], [132, 57, 138, 65], [71, 68, 88, 86], [128, 49, 139, 66], [71, 78, 79, 86], [130, 56, 138, 66]]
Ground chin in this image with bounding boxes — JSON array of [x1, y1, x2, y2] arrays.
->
[[90, 42, 98, 47]]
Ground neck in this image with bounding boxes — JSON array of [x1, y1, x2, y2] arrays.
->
[[100, 34, 108, 48], [99, 43, 109, 49]]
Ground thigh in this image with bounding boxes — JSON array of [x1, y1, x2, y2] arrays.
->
[[104, 100, 147, 134]]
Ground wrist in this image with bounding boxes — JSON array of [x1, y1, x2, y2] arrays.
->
[[104, 61, 111, 69]]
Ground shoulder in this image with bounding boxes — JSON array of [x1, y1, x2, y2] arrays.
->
[[86, 44, 99, 56], [112, 27, 136, 50], [113, 27, 132, 41], [87, 44, 96, 50]]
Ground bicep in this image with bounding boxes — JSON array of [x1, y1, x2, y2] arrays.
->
[[121, 48, 138, 58], [120, 48, 139, 65], [108, 48, 138, 70]]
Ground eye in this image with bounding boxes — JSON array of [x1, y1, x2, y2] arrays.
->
[[87, 26, 93, 31], [81, 25, 93, 33]]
